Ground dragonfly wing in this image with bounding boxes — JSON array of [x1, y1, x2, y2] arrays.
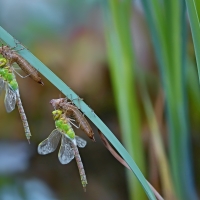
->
[[38, 129, 61, 155], [4, 84, 16, 113], [0, 79, 5, 95], [75, 136, 87, 148], [58, 134, 74, 164]]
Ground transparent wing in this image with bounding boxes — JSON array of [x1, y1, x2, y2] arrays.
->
[[0, 78, 5, 95], [58, 134, 74, 164], [4, 84, 16, 113], [38, 129, 61, 155], [75, 136, 87, 148]]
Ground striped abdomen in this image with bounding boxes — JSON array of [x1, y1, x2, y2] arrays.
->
[[72, 143, 87, 191], [16, 93, 31, 143], [11, 53, 43, 85], [0, 46, 44, 85]]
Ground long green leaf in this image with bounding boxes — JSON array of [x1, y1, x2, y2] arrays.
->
[[142, 0, 198, 199], [105, 1, 147, 199], [186, 0, 200, 83], [0, 26, 156, 199]]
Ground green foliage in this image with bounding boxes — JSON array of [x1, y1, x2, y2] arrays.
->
[[103, 1, 147, 199], [186, 0, 200, 83], [141, 0, 198, 199]]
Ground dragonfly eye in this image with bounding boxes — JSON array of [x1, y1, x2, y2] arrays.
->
[[0, 58, 6, 67], [53, 114, 59, 120], [52, 109, 63, 120]]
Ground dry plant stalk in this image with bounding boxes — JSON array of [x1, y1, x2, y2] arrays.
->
[[97, 129, 164, 200]]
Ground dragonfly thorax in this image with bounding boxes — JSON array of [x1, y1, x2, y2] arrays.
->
[[52, 109, 62, 120], [55, 119, 75, 139], [0, 69, 18, 91], [0, 58, 18, 91]]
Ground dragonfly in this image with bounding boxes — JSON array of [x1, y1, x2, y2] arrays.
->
[[0, 44, 44, 85], [50, 98, 95, 142], [38, 109, 88, 191], [0, 58, 31, 143]]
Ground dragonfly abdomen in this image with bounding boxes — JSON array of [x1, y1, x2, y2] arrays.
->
[[12, 53, 44, 85], [73, 111, 95, 141], [59, 102, 95, 141], [16, 95, 31, 143], [72, 144, 87, 191]]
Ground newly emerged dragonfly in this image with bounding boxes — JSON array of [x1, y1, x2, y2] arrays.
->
[[50, 98, 95, 142], [0, 58, 31, 143], [38, 109, 88, 191], [0, 44, 44, 85]]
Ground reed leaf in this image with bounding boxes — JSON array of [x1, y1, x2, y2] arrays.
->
[[104, 0, 146, 199]]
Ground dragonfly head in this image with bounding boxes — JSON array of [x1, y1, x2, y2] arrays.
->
[[52, 109, 63, 120], [0, 58, 7, 68]]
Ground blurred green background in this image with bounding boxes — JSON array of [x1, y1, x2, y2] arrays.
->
[[0, 0, 200, 200]]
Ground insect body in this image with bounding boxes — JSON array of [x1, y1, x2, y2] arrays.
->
[[50, 98, 95, 141], [38, 110, 88, 191], [0, 45, 44, 85], [0, 58, 31, 143]]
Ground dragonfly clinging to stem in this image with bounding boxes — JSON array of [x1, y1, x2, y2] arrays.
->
[[0, 44, 44, 85], [0, 58, 31, 143], [38, 109, 88, 191], [50, 98, 95, 142]]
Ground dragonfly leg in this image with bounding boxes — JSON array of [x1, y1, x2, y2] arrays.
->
[[68, 118, 76, 122], [13, 67, 36, 79], [68, 94, 83, 110], [10, 40, 19, 50], [12, 68, 28, 78], [14, 47, 26, 52], [68, 118, 80, 129], [11, 39, 28, 51], [13, 67, 21, 70]]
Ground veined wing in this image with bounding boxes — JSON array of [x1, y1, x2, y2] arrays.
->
[[4, 83, 16, 113], [58, 134, 74, 164], [0, 78, 5, 95], [75, 136, 87, 148], [38, 129, 61, 155]]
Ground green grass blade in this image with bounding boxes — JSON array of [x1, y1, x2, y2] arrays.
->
[[139, 72, 176, 200], [141, 0, 198, 199], [194, 0, 200, 19], [0, 26, 156, 200], [105, 1, 146, 199], [186, 0, 200, 83]]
